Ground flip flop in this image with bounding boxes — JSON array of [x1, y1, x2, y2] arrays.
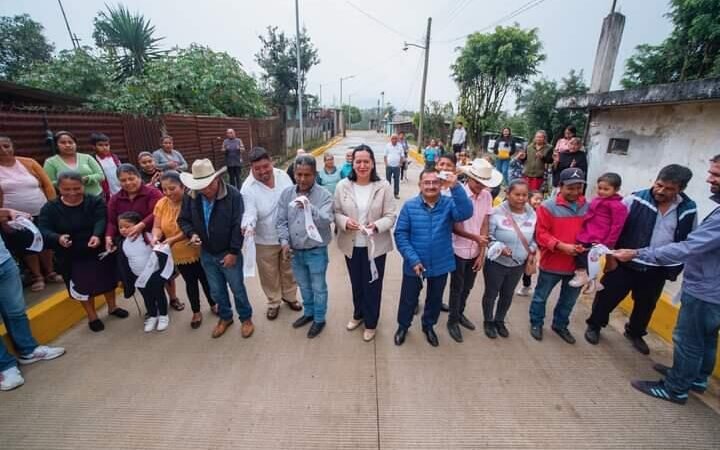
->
[[169, 298, 185, 311]]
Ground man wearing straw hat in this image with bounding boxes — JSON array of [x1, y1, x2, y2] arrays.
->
[[178, 159, 254, 339]]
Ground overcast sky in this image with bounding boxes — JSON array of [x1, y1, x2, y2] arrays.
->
[[2, 0, 673, 112]]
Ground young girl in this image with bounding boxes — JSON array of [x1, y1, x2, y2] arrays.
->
[[508, 148, 526, 183], [517, 190, 544, 296], [569, 173, 628, 290], [118, 211, 174, 332]]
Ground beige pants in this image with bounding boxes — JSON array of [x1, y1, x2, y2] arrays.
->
[[255, 243, 298, 307]]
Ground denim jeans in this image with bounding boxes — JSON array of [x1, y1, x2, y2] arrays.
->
[[200, 250, 253, 322], [385, 166, 400, 196], [529, 270, 582, 329], [0, 258, 38, 371], [292, 246, 329, 323], [496, 158, 510, 185], [664, 292, 720, 395]]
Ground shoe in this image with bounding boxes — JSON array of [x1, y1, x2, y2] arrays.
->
[[516, 286, 532, 297], [569, 270, 590, 288], [653, 364, 707, 394], [363, 329, 376, 342], [394, 327, 408, 346], [157, 315, 170, 332], [630, 379, 688, 405], [552, 326, 576, 344], [595, 281, 605, 291], [347, 318, 364, 331], [483, 321, 498, 339], [424, 327, 439, 347], [109, 307, 129, 319], [447, 322, 463, 343], [582, 280, 598, 295], [530, 325, 543, 341], [458, 314, 476, 331], [282, 298, 303, 311], [144, 317, 158, 333], [624, 331, 650, 355], [292, 315, 313, 329], [211, 319, 234, 338], [88, 319, 105, 332], [190, 312, 203, 329], [30, 277, 45, 292], [266, 307, 280, 320], [0, 366, 24, 391], [440, 303, 449, 312], [307, 321, 325, 338], [584, 326, 600, 345], [394, 195, 400, 200], [18, 345, 66, 365], [495, 321, 509, 338], [241, 319, 255, 338]]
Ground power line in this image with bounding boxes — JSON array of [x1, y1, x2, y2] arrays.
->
[[344, 1, 418, 41], [401, 53, 424, 111], [434, 0, 474, 35]]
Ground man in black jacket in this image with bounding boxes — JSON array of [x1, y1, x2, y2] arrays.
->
[[179, 159, 254, 339]]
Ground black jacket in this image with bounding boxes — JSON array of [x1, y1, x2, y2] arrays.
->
[[178, 180, 244, 256], [552, 151, 588, 187]]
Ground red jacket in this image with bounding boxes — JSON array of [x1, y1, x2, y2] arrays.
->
[[105, 184, 163, 238], [576, 194, 628, 248], [535, 194, 589, 275]]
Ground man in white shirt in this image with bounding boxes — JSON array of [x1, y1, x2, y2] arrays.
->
[[451, 122, 467, 154], [241, 147, 301, 320], [384, 134, 404, 199]]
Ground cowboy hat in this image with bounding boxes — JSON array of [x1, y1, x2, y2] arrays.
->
[[459, 158, 503, 188], [179, 159, 227, 190]]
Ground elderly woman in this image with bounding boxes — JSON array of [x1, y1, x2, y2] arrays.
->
[[43, 131, 105, 197], [0, 136, 62, 291], [38, 171, 128, 332], [334, 145, 396, 342], [137, 151, 161, 187], [152, 136, 188, 172], [318, 153, 343, 194], [152, 171, 217, 328]]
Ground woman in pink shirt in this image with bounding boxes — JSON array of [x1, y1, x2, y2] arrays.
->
[[554, 125, 577, 153]]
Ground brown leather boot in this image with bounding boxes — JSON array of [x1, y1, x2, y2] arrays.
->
[[212, 319, 234, 339], [241, 319, 255, 338]]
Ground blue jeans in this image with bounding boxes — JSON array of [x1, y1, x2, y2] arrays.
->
[[385, 166, 400, 196], [200, 250, 252, 322], [496, 158, 510, 185], [529, 270, 582, 329], [0, 258, 38, 371], [664, 292, 720, 395], [291, 247, 329, 323]]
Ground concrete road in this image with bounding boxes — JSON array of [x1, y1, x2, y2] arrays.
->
[[1, 130, 718, 449]]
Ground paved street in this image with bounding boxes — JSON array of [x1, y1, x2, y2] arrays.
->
[[1, 130, 718, 450]]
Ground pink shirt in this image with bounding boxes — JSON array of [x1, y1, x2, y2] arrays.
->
[[452, 184, 492, 259], [0, 160, 48, 216]]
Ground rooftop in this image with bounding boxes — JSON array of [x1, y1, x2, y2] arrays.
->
[[0, 80, 87, 108]]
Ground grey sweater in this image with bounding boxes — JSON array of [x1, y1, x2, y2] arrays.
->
[[277, 183, 334, 249]]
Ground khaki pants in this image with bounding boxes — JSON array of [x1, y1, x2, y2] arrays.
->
[[255, 244, 298, 307]]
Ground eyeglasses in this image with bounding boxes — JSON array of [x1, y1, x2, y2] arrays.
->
[[422, 180, 441, 186]]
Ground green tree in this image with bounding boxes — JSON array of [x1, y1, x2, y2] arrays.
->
[[413, 100, 454, 144], [452, 24, 545, 146], [622, 0, 720, 87], [342, 105, 361, 125], [93, 3, 164, 80], [0, 14, 54, 80]]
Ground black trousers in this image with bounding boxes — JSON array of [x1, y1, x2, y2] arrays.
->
[[139, 272, 168, 317], [452, 144, 463, 154], [522, 273, 532, 288], [448, 255, 478, 324], [482, 260, 525, 323], [397, 273, 448, 330], [586, 264, 667, 337], [177, 261, 216, 313], [345, 247, 386, 329], [574, 242, 593, 270], [227, 166, 242, 188]]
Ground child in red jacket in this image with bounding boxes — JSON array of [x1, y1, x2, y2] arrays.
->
[[570, 173, 628, 289]]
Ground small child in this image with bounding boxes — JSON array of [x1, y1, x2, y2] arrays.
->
[[517, 190, 544, 296], [118, 211, 173, 332], [91, 132, 122, 201], [569, 173, 628, 290], [508, 149, 526, 183]]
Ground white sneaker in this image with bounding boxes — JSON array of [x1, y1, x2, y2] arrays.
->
[[18, 345, 66, 365], [516, 286, 532, 297], [156, 315, 170, 332], [569, 271, 590, 288], [363, 329, 376, 342], [346, 318, 363, 331], [0, 366, 25, 391], [144, 317, 158, 333]]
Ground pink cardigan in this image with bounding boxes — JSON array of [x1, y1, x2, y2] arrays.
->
[[576, 194, 628, 248]]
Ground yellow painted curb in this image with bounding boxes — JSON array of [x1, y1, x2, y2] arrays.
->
[[409, 148, 424, 165], [310, 136, 342, 158]]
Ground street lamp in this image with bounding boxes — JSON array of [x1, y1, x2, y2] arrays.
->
[[340, 75, 355, 136]]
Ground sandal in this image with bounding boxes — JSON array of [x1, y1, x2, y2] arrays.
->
[[30, 277, 45, 292], [190, 312, 203, 329], [169, 298, 185, 311], [45, 272, 64, 283]]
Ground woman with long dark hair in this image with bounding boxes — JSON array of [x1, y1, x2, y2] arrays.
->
[[43, 131, 105, 197], [492, 127, 516, 185]]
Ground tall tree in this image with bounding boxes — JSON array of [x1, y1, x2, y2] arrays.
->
[[622, 0, 720, 87], [413, 100, 454, 144], [452, 24, 544, 146], [0, 14, 54, 80], [93, 3, 164, 80]]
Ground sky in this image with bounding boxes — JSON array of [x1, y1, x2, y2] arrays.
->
[[2, 0, 673, 113]]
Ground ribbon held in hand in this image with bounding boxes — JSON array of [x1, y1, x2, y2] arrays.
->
[[587, 244, 611, 280], [361, 225, 379, 283], [290, 195, 323, 243], [7, 216, 43, 252]]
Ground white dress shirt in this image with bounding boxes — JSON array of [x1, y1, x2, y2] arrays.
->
[[452, 127, 467, 145], [241, 168, 294, 245]]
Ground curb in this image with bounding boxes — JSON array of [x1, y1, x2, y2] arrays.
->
[[310, 136, 343, 158]]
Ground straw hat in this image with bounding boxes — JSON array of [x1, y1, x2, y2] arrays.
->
[[459, 158, 503, 188], [179, 159, 227, 190]]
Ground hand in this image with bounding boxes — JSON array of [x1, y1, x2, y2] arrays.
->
[[556, 242, 578, 256], [221, 253, 237, 268], [59, 234, 72, 248], [472, 255, 484, 272], [88, 236, 101, 248], [150, 171, 161, 185], [444, 171, 458, 188], [413, 263, 425, 277], [82, 176, 89, 184], [128, 222, 145, 239], [475, 234, 489, 247], [293, 199, 306, 209], [570, 158, 577, 168], [345, 218, 361, 231], [189, 234, 202, 247], [149, 235, 161, 246], [501, 247, 513, 257], [167, 160, 179, 169], [613, 249, 637, 262], [0, 208, 31, 223], [105, 236, 115, 252], [243, 227, 255, 237], [604, 254, 619, 273], [281, 245, 293, 261], [365, 223, 378, 234]]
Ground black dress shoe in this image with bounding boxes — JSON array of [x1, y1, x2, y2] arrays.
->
[[307, 321, 325, 338], [88, 319, 105, 332], [109, 308, 129, 319], [458, 314, 475, 330], [424, 327, 439, 347], [394, 327, 408, 346], [292, 315, 313, 329], [440, 303, 449, 312], [483, 321, 498, 339], [624, 331, 650, 355], [584, 326, 600, 345], [447, 322, 463, 343], [552, 326, 576, 344], [495, 321, 509, 338], [530, 325, 543, 341]]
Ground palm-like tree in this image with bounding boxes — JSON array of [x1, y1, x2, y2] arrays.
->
[[93, 4, 163, 79]]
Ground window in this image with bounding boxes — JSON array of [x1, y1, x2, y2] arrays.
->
[[607, 138, 629, 155]]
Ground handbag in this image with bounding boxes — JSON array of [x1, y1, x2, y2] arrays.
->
[[503, 208, 537, 275]]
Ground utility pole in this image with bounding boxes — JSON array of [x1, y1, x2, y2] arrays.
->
[[380, 91, 385, 133], [57, 0, 79, 49], [417, 17, 431, 150], [376, 98, 380, 132], [295, 0, 304, 148], [348, 95, 352, 132], [319, 83, 322, 108], [339, 75, 354, 136]]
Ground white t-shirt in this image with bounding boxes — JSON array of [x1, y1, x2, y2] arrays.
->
[[241, 168, 294, 245], [384, 143, 404, 168], [0, 161, 48, 216], [123, 235, 153, 276], [96, 155, 121, 194], [353, 183, 374, 247]]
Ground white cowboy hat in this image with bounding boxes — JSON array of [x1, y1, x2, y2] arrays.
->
[[459, 158, 503, 188], [179, 159, 227, 190]]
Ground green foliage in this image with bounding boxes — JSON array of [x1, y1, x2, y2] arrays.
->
[[412, 100, 454, 144], [342, 105, 361, 125], [92, 3, 164, 80], [622, 0, 720, 87], [452, 24, 545, 145], [0, 14, 54, 80]]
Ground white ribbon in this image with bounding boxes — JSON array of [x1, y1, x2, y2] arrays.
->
[[242, 232, 256, 278], [361, 226, 379, 283], [7, 216, 43, 252], [136, 243, 174, 288], [290, 195, 323, 243], [587, 244, 611, 280], [486, 242, 506, 261]]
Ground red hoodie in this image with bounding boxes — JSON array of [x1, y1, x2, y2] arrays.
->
[[535, 194, 589, 275]]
